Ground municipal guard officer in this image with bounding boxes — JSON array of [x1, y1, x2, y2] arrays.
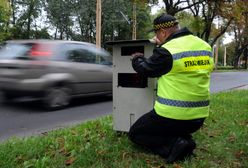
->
[[128, 13, 214, 163]]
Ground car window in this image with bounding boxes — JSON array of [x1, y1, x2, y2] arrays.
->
[[55, 43, 112, 65], [79, 45, 112, 65], [0, 43, 32, 60], [67, 49, 96, 63]]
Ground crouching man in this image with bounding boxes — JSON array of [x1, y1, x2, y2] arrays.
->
[[128, 13, 214, 163]]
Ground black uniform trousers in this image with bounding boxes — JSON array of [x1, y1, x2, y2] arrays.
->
[[128, 109, 205, 155]]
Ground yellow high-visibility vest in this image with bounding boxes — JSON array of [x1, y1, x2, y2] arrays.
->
[[154, 34, 214, 120]]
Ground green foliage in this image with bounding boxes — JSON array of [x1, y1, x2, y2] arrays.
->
[[0, 90, 248, 167], [198, 90, 248, 167], [0, 0, 10, 42], [8, 0, 47, 39], [215, 66, 234, 70], [102, 0, 132, 42], [0, 0, 10, 22], [43, 0, 152, 43], [226, 41, 237, 66], [0, 0, 246, 70], [101, 0, 152, 42], [44, 0, 74, 40], [176, 12, 205, 37], [136, 6, 152, 39]]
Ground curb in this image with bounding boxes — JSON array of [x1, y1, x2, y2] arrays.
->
[[232, 85, 248, 90]]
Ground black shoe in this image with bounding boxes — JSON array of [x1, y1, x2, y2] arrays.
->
[[183, 138, 196, 158], [166, 137, 196, 164], [151, 146, 170, 158]]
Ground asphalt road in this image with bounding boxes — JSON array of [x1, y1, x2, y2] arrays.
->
[[0, 96, 112, 142], [210, 71, 248, 92], [0, 71, 248, 142]]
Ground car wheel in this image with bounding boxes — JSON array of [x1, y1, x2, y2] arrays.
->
[[0, 91, 14, 104], [43, 86, 71, 111]]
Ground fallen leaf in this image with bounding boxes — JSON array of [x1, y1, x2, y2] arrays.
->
[[231, 161, 242, 167], [65, 157, 76, 166], [122, 152, 128, 159], [59, 147, 71, 156], [208, 130, 221, 138], [173, 164, 182, 168], [145, 158, 151, 164], [41, 132, 48, 136], [235, 150, 244, 158], [71, 130, 78, 136], [57, 137, 65, 143], [96, 149, 107, 155], [239, 120, 248, 126], [15, 155, 24, 162], [227, 133, 236, 143]]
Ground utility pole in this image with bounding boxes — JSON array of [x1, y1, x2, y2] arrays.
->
[[96, 0, 101, 48], [132, 1, 137, 40], [224, 46, 227, 66], [215, 17, 220, 69], [215, 40, 219, 69]]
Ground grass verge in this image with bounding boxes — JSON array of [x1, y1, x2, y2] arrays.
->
[[0, 90, 248, 168]]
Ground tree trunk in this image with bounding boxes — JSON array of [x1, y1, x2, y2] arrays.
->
[[234, 47, 245, 69], [204, 22, 212, 43], [244, 47, 248, 69], [10, 0, 16, 25], [210, 18, 233, 47], [54, 27, 57, 39], [60, 31, 63, 40]]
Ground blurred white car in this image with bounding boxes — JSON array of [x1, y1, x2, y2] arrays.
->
[[0, 40, 112, 110]]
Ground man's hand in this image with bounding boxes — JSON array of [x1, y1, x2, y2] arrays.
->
[[131, 52, 144, 59], [150, 36, 162, 45]]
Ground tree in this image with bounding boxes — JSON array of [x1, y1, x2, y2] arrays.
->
[[71, 0, 97, 42], [44, 0, 154, 43], [22, 0, 42, 38], [43, 0, 74, 40], [0, 0, 10, 42], [176, 11, 204, 37], [182, 0, 234, 46], [7, 0, 49, 39], [162, 0, 204, 16], [154, 0, 245, 68], [157, 0, 234, 46], [222, 0, 248, 68], [101, 0, 152, 42]]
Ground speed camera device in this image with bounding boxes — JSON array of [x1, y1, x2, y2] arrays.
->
[[107, 39, 157, 132]]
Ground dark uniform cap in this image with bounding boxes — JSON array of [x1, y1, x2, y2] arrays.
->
[[150, 13, 178, 32]]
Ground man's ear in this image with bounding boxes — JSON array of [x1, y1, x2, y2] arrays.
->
[[162, 29, 167, 38]]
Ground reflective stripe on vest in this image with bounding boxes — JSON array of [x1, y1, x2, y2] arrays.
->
[[157, 96, 209, 108], [172, 50, 213, 60]]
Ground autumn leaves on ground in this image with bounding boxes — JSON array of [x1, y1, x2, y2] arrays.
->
[[0, 90, 247, 168]]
